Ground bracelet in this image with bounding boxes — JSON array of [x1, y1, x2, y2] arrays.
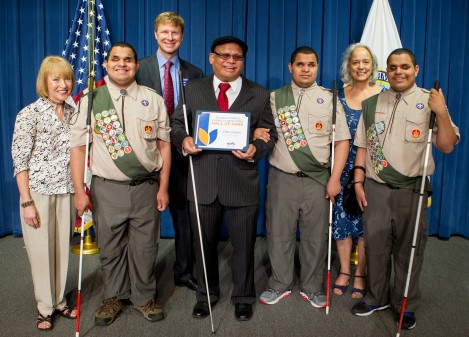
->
[[352, 180, 364, 185], [353, 165, 366, 173], [20, 199, 35, 208]]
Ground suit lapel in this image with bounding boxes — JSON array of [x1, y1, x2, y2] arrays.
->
[[179, 60, 191, 88], [230, 78, 253, 111], [151, 55, 163, 94], [180, 59, 189, 79], [199, 75, 219, 110]]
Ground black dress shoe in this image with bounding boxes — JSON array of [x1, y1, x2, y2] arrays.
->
[[174, 278, 197, 291], [234, 303, 253, 321], [192, 301, 217, 318]]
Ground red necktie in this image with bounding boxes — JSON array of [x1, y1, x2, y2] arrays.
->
[[217, 83, 231, 111], [164, 61, 174, 116]]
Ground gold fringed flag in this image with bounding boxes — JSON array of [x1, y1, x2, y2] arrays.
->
[[360, 0, 402, 89]]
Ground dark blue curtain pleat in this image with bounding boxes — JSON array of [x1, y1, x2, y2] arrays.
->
[[350, 0, 374, 41], [1, 0, 468, 238], [323, 0, 341, 85], [245, 0, 270, 235], [1, 1, 22, 236], [428, 0, 469, 237]]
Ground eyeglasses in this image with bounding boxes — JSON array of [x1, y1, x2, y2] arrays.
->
[[212, 51, 244, 62]]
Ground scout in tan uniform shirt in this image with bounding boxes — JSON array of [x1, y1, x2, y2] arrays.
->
[[351, 48, 459, 330], [259, 46, 350, 308], [71, 42, 171, 326]]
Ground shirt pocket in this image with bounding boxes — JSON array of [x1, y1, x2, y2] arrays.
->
[[308, 110, 330, 136], [138, 114, 158, 140], [405, 113, 427, 143]]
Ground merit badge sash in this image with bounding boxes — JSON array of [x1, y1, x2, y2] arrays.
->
[[92, 85, 156, 180], [362, 95, 431, 193], [274, 84, 329, 186]]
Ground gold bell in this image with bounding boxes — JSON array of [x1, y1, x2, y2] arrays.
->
[[71, 219, 99, 255], [350, 242, 359, 266]]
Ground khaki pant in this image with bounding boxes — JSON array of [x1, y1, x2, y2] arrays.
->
[[362, 179, 428, 313], [21, 191, 73, 316], [266, 168, 328, 294], [90, 176, 160, 306]]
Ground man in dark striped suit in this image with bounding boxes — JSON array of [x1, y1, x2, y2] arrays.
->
[[170, 36, 277, 321]]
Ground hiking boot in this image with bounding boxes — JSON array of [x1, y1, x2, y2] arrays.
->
[[95, 298, 125, 326], [259, 288, 291, 305], [134, 299, 164, 322]]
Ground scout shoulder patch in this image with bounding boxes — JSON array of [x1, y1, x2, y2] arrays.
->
[[140, 85, 157, 94], [318, 85, 332, 93]]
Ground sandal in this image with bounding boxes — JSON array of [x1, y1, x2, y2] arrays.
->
[[352, 275, 367, 298], [36, 313, 53, 331], [57, 306, 77, 319], [333, 272, 351, 295]]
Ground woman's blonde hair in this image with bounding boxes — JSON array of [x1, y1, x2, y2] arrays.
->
[[36, 56, 75, 98]]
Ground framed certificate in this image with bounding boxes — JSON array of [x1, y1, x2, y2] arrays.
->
[[194, 111, 251, 151]]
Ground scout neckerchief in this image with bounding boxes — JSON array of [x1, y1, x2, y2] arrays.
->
[[362, 94, 431, 193], [274, 84, 330, 186], [92, 85, 156, 180]]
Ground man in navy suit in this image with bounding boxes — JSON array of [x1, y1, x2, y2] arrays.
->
[[171, 36, 277, 321], [136, 12, 203, 292]]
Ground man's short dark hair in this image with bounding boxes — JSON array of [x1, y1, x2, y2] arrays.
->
[[211, 36, 248, 56], [290, 46, 318, 64], [106, 42, 138, 62], [387, 48, 417, 67]]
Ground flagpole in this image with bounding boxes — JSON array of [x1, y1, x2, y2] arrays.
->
[[75, 1, 96, 335]]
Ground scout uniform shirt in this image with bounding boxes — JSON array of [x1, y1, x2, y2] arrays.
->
[[269, 81, 351, 173], [71, 78, 171, 181], [354, 84, 460, 183]]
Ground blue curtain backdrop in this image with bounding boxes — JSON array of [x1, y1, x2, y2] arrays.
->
[[1, 0, 468, 238]]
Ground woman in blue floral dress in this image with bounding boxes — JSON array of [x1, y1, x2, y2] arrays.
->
[[332, 44, 383, 298]]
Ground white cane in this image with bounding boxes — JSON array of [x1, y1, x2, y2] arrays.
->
[[326, 80, 338, 314], [75, 76, 94, 337], [396, 81, 440, 336], [178, 71, 216, 334]]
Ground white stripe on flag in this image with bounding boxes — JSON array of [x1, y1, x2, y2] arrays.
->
[[360, 0, 402, 88]]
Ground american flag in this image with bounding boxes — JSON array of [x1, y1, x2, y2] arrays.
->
[[62, 0, 111, 103], [360, 0, 402, 89]]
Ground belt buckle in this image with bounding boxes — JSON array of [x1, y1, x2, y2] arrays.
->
[[130, 178, 156, 186]]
